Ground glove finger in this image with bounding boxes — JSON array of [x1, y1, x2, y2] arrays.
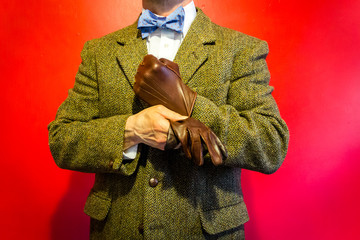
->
[[181, 138, 192, 160], [159, 58, 181, 77], [212, 132, 228, 160], [165, 124, 180, 150], [188, 128, 204, 166], [200, 131, 224, 166], [171, 121, 192, 159], [210, 133, 228, 160]]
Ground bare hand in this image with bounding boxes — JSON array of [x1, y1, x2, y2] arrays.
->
[[124, 105, 187, 150]]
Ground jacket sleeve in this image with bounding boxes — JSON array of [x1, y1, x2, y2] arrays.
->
[[48, 41, 140, 175], [191, 40, 289, 174]]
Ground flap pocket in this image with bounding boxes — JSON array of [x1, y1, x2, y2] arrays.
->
[[83, 191, 111, 221], [200, 202, 249, 235]]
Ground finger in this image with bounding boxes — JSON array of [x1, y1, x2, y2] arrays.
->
[[201, 131, 223, 166], [171, 121, 192, 159], [209, 132, 228, 159], [214, 134, 228, 159], [188, 128, 203, 166], [164, 125, 179, 150], [181, 141, 192, 160]]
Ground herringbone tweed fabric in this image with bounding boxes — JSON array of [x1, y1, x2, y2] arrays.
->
[[48, 8, 289, 240]]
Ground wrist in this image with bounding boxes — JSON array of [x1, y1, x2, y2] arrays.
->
[[124, 115, 140, 150]]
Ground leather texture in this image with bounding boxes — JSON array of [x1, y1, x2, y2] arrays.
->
[[134, 54, 197, 116], [169, 117, 227, 166], [134, 54, 227, 166]]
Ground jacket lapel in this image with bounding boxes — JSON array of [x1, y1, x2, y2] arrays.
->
[[115, 23, 147, 88], [115, 9, 216, 87], [174, 8, 216, 84]]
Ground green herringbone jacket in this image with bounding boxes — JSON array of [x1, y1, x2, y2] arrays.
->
[[48, 8, 289, 240]]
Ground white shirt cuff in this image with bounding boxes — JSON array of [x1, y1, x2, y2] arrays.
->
[[123, 144, 138, 160]]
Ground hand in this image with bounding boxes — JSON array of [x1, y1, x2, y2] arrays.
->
[[134, 54, 197, 116], [124, 105, 187, 150], [166, 117, 228, 166], [133, 55, 227, 166]]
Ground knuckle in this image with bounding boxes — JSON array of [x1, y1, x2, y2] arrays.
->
[[154, 120, 168, 132], [155, 105, 164, 111], [155, 136, 166, 144]]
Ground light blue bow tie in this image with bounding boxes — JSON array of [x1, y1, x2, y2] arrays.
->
[[137, 6, 185, 38]]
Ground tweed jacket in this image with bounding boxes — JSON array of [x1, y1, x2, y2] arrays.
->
[[48, 8, 289, 239]]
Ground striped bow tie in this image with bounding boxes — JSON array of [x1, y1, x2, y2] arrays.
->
[[137, 6, 185, 38]]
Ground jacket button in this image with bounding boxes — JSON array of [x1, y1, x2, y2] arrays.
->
[[109, 161, 114, 168], [149, 177, 158, 187]]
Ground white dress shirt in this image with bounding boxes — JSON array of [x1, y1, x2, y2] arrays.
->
[[123, 1, 197, 159]]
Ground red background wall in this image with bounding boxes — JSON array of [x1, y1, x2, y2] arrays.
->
[[1, 0, 359, 239]]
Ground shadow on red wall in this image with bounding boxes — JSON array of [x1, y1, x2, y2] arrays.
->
[[51, 173, 94, 240]]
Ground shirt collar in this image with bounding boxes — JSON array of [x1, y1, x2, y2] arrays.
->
[[141, 1, 197, 37], [182, 1, 196, 37]]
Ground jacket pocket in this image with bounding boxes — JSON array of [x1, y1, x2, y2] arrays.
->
[[200, 201, 249, 235], [83, 190, 111, 221]]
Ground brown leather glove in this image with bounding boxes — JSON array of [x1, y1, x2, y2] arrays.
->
[[166, 117, 228, 166], [134, 55, 227, 166], [134, 54, 197, 116]]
